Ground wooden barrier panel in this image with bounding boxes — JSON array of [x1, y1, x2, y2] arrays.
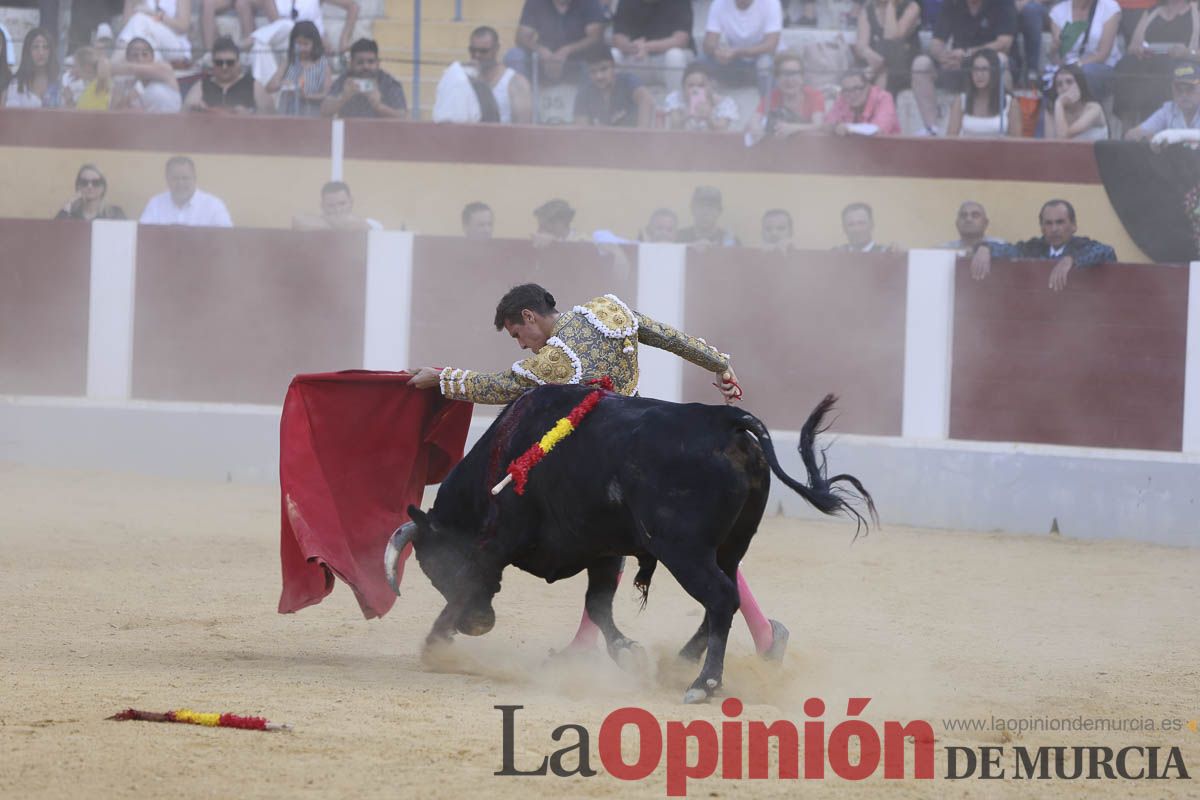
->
[[950, 259, 1188, 450], [681, 249, 908, 434], [131, 227, 368, 404], [408, 237, 638, 383], [0, 218, 90, 396]]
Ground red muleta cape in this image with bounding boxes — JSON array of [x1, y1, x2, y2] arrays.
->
[[277, 371, 473, 619]]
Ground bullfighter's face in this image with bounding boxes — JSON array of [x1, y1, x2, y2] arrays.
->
[[504, 309, 555, 353]]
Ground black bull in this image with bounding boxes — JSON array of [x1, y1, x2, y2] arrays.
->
[[386, 385, 875, 703]]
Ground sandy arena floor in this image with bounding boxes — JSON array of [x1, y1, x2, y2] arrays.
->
[[1, 463, 1197, 799]]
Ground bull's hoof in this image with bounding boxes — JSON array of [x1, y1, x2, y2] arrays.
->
[[612, 641, 648, 673], [762, 619, 790, 662], [683, 687, 709, 704]]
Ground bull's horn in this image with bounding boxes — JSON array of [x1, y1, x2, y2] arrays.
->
[[384, 521, 418, 596]]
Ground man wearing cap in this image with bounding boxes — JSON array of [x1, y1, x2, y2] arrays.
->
[[678, 186, 740, 247], [1125, 62, 1200, 143], [406, 283, 790, 661]]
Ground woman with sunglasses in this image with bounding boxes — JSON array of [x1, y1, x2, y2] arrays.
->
[[56, 165, 127, 221], [5, 28, 63, 108], [746, 52, 825, 143], [267, 20, 332, 115]]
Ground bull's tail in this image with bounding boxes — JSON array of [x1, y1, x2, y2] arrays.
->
[[735, 394, 877, 534]]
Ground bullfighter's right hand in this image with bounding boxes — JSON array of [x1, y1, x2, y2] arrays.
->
[[407, 367, 442, 389]]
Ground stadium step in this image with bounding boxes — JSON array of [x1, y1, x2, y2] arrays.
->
[[373, 19, 517, 57], [383, 0, 526, 25]]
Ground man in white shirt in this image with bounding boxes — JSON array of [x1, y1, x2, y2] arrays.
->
[[292, 181, 384, 231], [140, 156, 234, 227], [700, 0, 781, 95], [1126, 62, 1200, 144]]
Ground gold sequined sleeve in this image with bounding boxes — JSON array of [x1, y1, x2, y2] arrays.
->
[[438, 367, 534, 405], [635, 312, 730, 373]]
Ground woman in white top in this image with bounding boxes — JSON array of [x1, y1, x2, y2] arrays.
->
[[110, 37, 182, 113], [1046, 63, 1108, 140], [4, 27, 65, 108], [664, 62, 740, 132], [248, 0, 358, 85], [1049, 0, 1122, 98], [116, 0, 194, 65], [947, 50, 1022, 137]]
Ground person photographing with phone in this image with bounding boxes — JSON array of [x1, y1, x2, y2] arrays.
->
[[321, 38, 407, 118]]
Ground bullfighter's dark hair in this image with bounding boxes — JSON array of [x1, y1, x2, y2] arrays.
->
[[1039, 198, 1076, 224], [494, 284, 557, 330]]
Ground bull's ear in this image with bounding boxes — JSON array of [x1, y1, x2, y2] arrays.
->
[[407, 505, 430, 528]]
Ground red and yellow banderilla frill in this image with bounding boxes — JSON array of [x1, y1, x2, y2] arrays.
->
[[107, 708, 291, 731], [491, 377, 613, 496]]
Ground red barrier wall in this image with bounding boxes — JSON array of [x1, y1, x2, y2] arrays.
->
[[950, 260, 1188, 450], [0, 219, 91, 396], [681, 249, 908, 434], [408, 237, 637, 385], [131, 227, 368, 404]]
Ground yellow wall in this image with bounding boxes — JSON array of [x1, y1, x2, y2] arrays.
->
[[1, 146, 1146, 261]]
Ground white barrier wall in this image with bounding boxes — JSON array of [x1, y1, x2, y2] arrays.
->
[[3, 224, 1199, 547]]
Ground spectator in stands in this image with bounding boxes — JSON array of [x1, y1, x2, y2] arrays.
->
[[1048, 0, 1123, 99], [64, 46, 113, 110], [760, 208, 796, 251], [293, 181, 382, 230], [947, 49, 1023, 135], [640, 207, 679, 241], [855, 0, 923, 95], [462, 202, 495, 239], [200, 0, 275, 52], [700, 0, 782, 96], [140, 156, 234, 227], [825, 68, 900, 134], [266, 21, 332, 116], [56, 164, 127, 220], [834, 202, 896, 252], [574, 48, 656, 126], [1046, 63, 1109, 138], [1126, 60, 1200, 140], [664, 61, 741, 130], [1014, 0, 1051, 86], [746, 51, 825, 142], [970, 199, 1115, 289], [1114, 0, 1199, 127], [910, 0, 1016, 135], [508, 0, 607, 84], [0, 28, 12, 102], [185, 36, 272, 112], [322, 38, 407, 118], [531, 198, 584, 246], [611, 0, 693, 91], [678, 186, 740, 246], [116, 0, 194, 65], [5, 28, 64, 108], [940, 200, 1003, 253], [469, 26, 533, 124], [110, 37, 183, 113], [248, 0, 359, 84]]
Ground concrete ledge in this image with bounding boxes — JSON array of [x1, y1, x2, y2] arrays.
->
[[3, 397, 1197, 547]]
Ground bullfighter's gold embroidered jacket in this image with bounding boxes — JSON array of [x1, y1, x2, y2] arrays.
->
[[438, 294, 730, 404]]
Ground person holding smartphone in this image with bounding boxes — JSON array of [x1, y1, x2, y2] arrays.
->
[[321, 38, 407, 118]]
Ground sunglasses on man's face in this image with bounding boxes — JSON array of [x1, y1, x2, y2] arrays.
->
[[77, 178, 104, 188], [213, 57, 238, 67]]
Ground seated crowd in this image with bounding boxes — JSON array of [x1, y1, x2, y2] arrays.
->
[[56, 153, 1119, 292], [2, 0, 1198, 140]]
